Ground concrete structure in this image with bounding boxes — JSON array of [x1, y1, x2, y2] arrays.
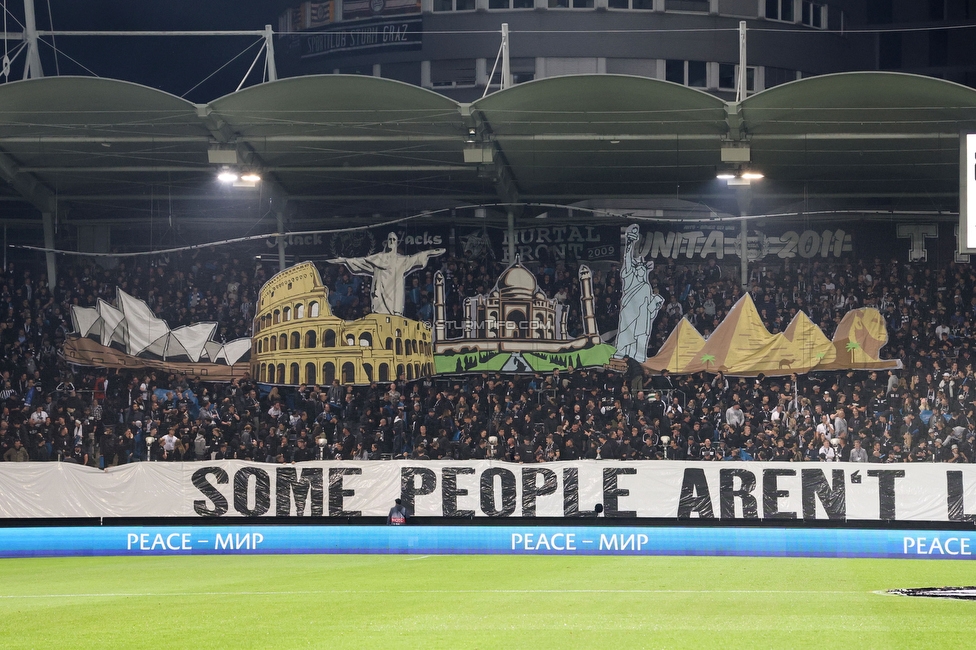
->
[[276, 0, 974, 103], [1, 2, 974, 265]]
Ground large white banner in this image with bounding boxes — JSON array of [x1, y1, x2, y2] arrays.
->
[[2, 460, 976, 522]]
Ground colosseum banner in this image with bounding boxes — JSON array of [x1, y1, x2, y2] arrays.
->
[[2, 460, 976, 523]]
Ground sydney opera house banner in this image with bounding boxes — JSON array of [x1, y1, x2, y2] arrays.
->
[[64, 219, 947, 382], [2, 460, 976, 523]]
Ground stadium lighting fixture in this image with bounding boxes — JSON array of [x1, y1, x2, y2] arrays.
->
[[717, 165, 763, 186], [216, 167, 261, 187]]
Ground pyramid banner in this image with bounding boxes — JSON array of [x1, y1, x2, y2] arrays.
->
[[780, 310, 837, 370], [642, 318, 706, 373], [680, 294, 776, 374], [644, 294, 899, 377]]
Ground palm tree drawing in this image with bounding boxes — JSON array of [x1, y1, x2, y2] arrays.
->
[[846, 340, 861, 367], [701, 353, 716, 372]]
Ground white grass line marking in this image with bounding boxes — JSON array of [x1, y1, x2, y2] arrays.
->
[[405, 555, 431, 561], [0, 589, 859, 599], [422, 589, 857, 594], [0, 591, 336, 599]]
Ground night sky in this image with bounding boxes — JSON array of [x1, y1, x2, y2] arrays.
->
[[7, 1, 294, 102]]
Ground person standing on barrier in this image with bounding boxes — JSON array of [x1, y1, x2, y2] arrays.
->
[[388, 498, 409, 525]]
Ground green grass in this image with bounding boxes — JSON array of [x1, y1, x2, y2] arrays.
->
[[0, 555, 973, 648]]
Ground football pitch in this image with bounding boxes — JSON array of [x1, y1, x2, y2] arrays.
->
[[0, 554, 972, 648]]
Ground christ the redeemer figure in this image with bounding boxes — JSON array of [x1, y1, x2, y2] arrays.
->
[[327, 232, 445, 316]]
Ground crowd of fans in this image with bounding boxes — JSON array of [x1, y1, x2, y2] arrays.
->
[[2, 238, 976, 468]]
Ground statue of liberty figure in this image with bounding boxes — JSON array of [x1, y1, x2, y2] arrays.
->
[[613, 225, 664, 363]]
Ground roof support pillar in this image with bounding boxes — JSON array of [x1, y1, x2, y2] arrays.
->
[[500, 23, 512, 90], [735, 186, 753, 290], [42, 211, 56, 288], [736, 21, 747, 103], [264, 24, 278, 82], [23, 0, 44, 79], [739, 215, 748, 290], [274, 203, 287, 273], [507, 209, 516, 264]]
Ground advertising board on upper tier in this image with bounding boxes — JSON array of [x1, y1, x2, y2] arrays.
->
[[301, 16, 421, 57]]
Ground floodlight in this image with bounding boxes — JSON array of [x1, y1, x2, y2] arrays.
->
[[718, 165, 764, 186]]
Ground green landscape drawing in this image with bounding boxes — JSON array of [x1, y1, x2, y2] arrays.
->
[[435, 343, 616, 374], [522, 344, 616, 371], [434, 350, 511, 374]]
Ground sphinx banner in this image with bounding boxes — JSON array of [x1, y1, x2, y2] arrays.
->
[[2, 460, 976, 523]]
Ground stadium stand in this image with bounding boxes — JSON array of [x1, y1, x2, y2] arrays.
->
[[1, 245, 975, 467]]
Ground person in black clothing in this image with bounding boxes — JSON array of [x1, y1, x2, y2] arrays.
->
[[292, 438, 314, 462], [387, 498, 409, 525]]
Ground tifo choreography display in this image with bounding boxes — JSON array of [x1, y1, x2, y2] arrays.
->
[[64, 224, 899, 381], [0, 219, 973, 479]]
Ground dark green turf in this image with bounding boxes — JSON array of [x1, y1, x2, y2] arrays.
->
[[0, 555, 973, 648]]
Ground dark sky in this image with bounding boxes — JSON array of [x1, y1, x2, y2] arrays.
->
[[11, 1, 294, 102]]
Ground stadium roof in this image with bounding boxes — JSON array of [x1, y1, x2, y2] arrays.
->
[[0, 71, 974, 229]]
